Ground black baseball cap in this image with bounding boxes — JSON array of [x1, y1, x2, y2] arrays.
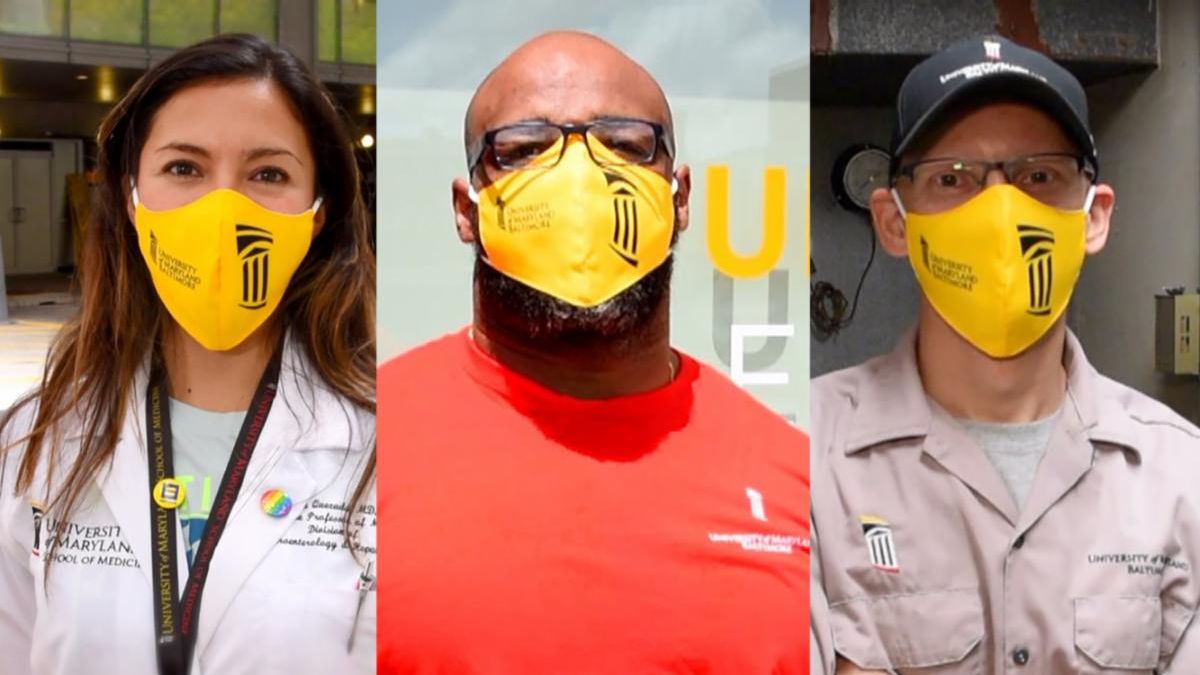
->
[[891, 35, 1097, 176]]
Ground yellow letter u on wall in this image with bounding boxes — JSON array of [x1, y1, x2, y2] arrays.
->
[[706, 165, 787, 279]]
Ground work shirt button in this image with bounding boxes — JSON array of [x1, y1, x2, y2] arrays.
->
[[1013, 534, 1026, 549], [1012, 647, 1030, 665]]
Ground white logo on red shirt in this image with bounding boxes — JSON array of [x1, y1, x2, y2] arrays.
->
[[707, 488, 808, 555], [746, 486, 767, 522]]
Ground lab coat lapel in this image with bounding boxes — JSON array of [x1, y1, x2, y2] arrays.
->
[[194, 427, 318, 657], [96, 363, 158, 589], [192, 339, 336, 657]]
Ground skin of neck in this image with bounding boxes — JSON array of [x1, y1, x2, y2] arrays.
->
[[163, 319, 279, 412], [470, 290, 678, 400], [916, 298, 1068, 423]]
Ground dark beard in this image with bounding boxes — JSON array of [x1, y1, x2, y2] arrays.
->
[[474, 253, 673, 350]]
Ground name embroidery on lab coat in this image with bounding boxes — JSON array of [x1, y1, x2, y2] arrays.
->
[[276, 499, 376, 555]]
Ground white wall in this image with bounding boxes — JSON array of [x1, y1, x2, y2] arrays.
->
[[1079, 0, 1200, 420]]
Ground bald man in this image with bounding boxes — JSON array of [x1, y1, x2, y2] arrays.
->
[[378, 32, 810, 673]]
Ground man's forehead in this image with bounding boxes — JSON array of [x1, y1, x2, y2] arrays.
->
[[470, 81, 668, 134], [466, 32, 670, 138]]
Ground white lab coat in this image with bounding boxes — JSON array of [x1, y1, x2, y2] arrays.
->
[[0, 337, 376, 675]]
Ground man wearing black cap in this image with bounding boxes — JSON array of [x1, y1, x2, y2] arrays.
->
[[811, 35, 1200, 673]]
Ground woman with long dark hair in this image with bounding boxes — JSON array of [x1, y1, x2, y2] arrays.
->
[[0, 34, 376, 675]]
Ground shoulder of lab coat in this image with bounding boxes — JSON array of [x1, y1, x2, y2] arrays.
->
[[0, 397, 38, 675], [12, 330, 374, 480], [273, 333, 376, 454]]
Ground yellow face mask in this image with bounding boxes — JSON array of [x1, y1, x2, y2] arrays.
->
[[900, 184, 1093, 358], [469, 137, 677, 308], [132, 185, 319, 351]]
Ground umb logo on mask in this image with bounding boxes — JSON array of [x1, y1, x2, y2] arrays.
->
[[235, 224, 273, 309], [149, 231, 159, 265], [1018, 224, 1055, 316], [983, 39, 1002, 61], [604, 172, 641, 267]]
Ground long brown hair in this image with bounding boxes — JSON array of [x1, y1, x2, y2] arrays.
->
[[0, 34, 375, 564]]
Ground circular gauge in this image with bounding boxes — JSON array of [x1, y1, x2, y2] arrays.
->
[[832, 144, 891, 212]]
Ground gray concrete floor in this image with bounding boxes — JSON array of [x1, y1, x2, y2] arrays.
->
[[1, 292, 77, 411]]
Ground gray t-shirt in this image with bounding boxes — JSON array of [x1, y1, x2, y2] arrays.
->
[[959, 408, 1062, 510], [169, 398, 244, 565]]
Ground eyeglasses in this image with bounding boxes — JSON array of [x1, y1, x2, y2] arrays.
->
[[468, 118, 675, 174], [893, 152, 1096, 211]]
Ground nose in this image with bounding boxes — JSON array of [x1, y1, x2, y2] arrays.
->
[[213, 169, 242, 191], [983, 167, 1008, 188], [560, 133, 593, 161]]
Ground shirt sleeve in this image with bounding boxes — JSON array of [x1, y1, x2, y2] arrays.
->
[[0, 415, 36, 675], [1161, 599, 1199, 672]]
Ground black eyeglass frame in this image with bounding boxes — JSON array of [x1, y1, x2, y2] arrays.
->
[[467, 117, 676, 175], [890, 152, 1099, 187]]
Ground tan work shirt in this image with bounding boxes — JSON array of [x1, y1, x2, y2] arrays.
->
[[811, 329, 1200, 673]]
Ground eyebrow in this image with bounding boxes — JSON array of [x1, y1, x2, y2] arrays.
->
[[155, 142, 209, 157], [154, 142, 302, 164], [244, 146, 303, 164]]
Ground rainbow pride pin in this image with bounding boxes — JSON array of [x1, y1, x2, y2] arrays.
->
[[260, 489, 293, 518]]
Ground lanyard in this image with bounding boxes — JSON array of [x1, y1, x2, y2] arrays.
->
[[146, 347, 283, 675]]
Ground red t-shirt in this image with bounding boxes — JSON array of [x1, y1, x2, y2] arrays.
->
[[377, 329, 810, 674]]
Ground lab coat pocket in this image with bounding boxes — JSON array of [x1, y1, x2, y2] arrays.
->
[[237, 583, 376, 673], [830, 587, 984, 674], [1074, 595, 1160, 672]]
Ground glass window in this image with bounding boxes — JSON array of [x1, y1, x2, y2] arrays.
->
[[339, 0, 375, 64], [319, 0, 376, 65], [150, 0, 214, 48], [318, 0, 337, 61], [0, 0, 65, 37], [69, 0, 143, 44], [1, 0, 276, 45], [220, 0, 276, 40]]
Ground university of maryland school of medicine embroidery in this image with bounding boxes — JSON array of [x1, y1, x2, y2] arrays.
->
[[860, 515, 900, 573]]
